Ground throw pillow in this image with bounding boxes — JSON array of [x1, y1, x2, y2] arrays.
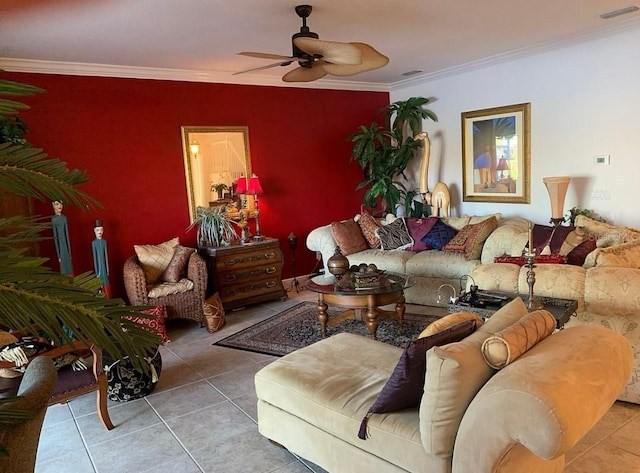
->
[[124, 305, 170, 344], [405, 217, 438, 251], [203, 293, 226, 333], [421, 219, 458, 250], [442, 216, 498, 260], [419, 311, 484, 338], [357, 319, 478, 440], [591, 239, 640, 268], [574, 215, 640, 248], [565, 238, 597, 266], [481, 309, 556, 369], [330, 219, 368, 256], [530, 224, 575, 255], [147, 279, 194, 298], [375, 218, 414, 250], [356, 212, 381, 249], [161, 245, 195, 283], [134, 237, 180, 284]]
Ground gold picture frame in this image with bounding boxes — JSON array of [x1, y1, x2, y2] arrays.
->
[[461, 102, 531, 203]]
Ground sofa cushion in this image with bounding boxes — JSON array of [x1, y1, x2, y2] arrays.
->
[[356, 213, 381, 249], [405, 249, 481, 279], [422, 219, 458, 250], [346, 249, 414, 274], [358, 319, 477, 439], [481, 309, 556, 369], [419, 311, 484, 338], [405, 217, 438, 251], [442, 216, 498, 260], [375, 218, 413, 250], [421, 297, 529, 459], [588, 239, 640, 269], [134, 237, 180, 284], [575, 214, 640, 248], [330, 219, 368, 256]]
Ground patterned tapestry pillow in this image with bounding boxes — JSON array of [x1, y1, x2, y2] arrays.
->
[[442, 216, 498, 260], [357, 319, 478, 440], [161, 245, 195, 283], [124, 305, 170, 344], [405, 217, 438, 251], [422, 219, 458, 250], [134, 237, 180, 284], [375, 218, 413, 250], [203, 293, 226, 333], [330, 219, 368, 256], [356, 212, 381, 248]]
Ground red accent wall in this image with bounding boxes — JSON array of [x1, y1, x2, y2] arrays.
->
[[5, 72, 389, 299]]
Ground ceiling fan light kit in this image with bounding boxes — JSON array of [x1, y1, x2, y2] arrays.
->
[[236, 4, 388, 82]]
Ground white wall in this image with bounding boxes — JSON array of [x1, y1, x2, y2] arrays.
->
[[391, 24, 640, 228]]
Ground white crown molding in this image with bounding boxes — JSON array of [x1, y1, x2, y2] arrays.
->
[[0, 58, 390, 92], [390, 15, 640, 91]]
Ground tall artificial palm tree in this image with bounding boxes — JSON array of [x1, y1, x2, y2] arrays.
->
[[0, 73, 158, 370]]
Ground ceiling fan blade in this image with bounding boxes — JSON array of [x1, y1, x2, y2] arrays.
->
[[293, 37, 362, 65], [234, 60, 293, 76], [282, 64, 328, 83], [238, 52, 297, 61], [321, 42, 389, 76]]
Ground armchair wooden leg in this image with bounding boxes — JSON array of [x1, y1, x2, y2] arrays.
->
[[96, 372, 115, 430]]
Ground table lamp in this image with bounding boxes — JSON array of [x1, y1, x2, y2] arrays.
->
[[247, 174, 264, 241]]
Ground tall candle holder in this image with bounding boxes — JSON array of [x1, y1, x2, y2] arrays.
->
[[524, 249, 543, 311]]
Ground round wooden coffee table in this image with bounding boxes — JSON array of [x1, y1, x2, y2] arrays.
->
[[306, 272, 412, 340]]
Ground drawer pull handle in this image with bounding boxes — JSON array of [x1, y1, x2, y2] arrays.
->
[[225, 274, 237, 282], [266, 281, 277, 288], [265, 252, 276, 259], [224, 259, 236, 266], [265, 267, 276, 274]]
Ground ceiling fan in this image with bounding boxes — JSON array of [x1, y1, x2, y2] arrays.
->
[[235, 4, 389, 82]]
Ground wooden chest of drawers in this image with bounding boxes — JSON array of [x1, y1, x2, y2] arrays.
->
[[202, 238, 287, 310]]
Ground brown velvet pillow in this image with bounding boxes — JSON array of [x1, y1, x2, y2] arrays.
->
[[161, 246, 195, 283], [330, 219, 368, 256], [357, 319, 478, 440]]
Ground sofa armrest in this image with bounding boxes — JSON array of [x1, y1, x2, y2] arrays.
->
[[306, 224, 337, 274], [452, 325, 632, 473], [123, 256, 149, 305]]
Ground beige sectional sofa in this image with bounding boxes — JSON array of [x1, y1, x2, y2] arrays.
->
[[306, 214, 640, 403], [256, 298, 633, 473]]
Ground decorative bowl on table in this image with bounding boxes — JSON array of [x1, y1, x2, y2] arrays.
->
[[350, 263, 384, 289]]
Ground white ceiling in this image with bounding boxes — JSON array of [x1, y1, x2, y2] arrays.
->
[[1, 0, 639, 90]]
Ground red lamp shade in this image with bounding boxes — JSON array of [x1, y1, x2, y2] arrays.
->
[[235, 176, 247, 194], [247, 174, 263, 195]]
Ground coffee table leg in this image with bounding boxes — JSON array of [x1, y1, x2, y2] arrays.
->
[[395, 293, 406, 330], [365, 295, 379, 340], [317, 297, 328, 338]]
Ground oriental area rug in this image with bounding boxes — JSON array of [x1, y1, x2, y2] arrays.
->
[[214, 301, 441, 357]]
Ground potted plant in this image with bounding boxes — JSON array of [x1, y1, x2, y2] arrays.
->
[[349, 97, 438, 215], [211, 182, 228, 200], [189, 206, 238, 248]]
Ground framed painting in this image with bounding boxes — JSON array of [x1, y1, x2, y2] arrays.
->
[[461, 102, 531, 203]]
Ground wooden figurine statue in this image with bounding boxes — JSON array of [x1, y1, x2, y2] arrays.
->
[[92, 219, 111, 298], [415, 132, 451, 217], [51, 200, 74, 275]]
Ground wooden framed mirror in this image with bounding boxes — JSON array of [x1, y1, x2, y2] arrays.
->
[[181, 126, 252, 222]]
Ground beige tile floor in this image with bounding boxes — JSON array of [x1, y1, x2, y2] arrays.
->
[[34, 288, 640, 473]]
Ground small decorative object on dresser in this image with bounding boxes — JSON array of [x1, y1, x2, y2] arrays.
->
[[200, 237, 287, 309]]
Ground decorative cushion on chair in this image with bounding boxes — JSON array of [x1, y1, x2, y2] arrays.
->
[[161, 246, 195, 283], [134, 237, 180, 284], [147, 278, 194, 298], [104, 347, 162, 402], [124, 305, 170, 344]]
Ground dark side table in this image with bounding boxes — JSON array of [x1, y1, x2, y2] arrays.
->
[[447, 290, 578, 329]]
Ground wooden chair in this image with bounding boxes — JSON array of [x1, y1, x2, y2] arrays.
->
[[0, 357, 57, 473], [0, 339, 114, 431]]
